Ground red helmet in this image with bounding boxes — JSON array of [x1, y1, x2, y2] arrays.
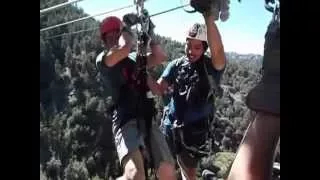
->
[[100, 16, 122, 40]]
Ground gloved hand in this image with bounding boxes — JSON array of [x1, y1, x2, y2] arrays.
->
[[123, 10, 155, 36], [123, 10, 158, 47], [190, 0, 231, 22], [205, 0, 230, 22], [140, 9, 159, 46], [140, 9, 155, 37], [219, 0, 230, 22], [122, 13, 139, 28], [190, 0, 213, 14]]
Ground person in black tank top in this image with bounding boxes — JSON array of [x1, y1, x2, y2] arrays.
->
[[95, 15, 177, 180]]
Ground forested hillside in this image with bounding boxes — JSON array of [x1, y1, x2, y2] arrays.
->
[[40, 1, 278, 179]]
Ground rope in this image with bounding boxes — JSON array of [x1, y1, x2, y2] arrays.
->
[[40, 4, 134, 32], [43, 3, 190, 40], [44, 27, 99, 40], [150, 3, 189, 17], [40, 0, 86, 15]]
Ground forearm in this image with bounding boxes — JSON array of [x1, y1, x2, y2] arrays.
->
[[205, 15, 226, 70], [146, 46, 167, 95], [146, 44, 167, 69], [104, 29, 134, 67], [104, 43, 132, 67]]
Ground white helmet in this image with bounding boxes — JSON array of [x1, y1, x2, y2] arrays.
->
[[186, 23, 207, 42]]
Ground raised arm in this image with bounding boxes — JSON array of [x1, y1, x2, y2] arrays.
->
[[146, 43, 167, 69], [146, 40, 168, 96], [204, 14, 226, 70], [103, 29, 134, 67]]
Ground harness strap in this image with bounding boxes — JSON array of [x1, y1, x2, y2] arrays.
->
[[203, 59, 215, 100], [203, 58, 222, 99]]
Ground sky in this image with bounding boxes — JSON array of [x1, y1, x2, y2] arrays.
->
[[72, 0, 273, 55]]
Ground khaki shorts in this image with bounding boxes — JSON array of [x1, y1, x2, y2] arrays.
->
[[112, 119, 175, 169]]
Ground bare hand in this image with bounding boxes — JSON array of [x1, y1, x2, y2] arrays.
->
[[147, 44, 167, 68]]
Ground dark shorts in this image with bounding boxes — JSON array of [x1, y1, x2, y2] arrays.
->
[[246, 81, 280, 116], [161, 127, 201, 168], [160, 114, 209, 168], [246, 21, 280, 116]]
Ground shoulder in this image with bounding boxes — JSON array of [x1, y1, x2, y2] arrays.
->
[[167, 56, 186, 68], [174, 56, 187, 64], [160, 57, 185, 81], [162, 58, 180, 75]]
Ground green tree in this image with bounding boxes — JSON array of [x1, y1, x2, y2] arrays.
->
[[64, 158, 89, 180]]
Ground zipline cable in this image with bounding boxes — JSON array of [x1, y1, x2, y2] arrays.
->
[[43, 3, 189, 40], [40, 0, 86, 15], [40, 4, 134, 32]]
